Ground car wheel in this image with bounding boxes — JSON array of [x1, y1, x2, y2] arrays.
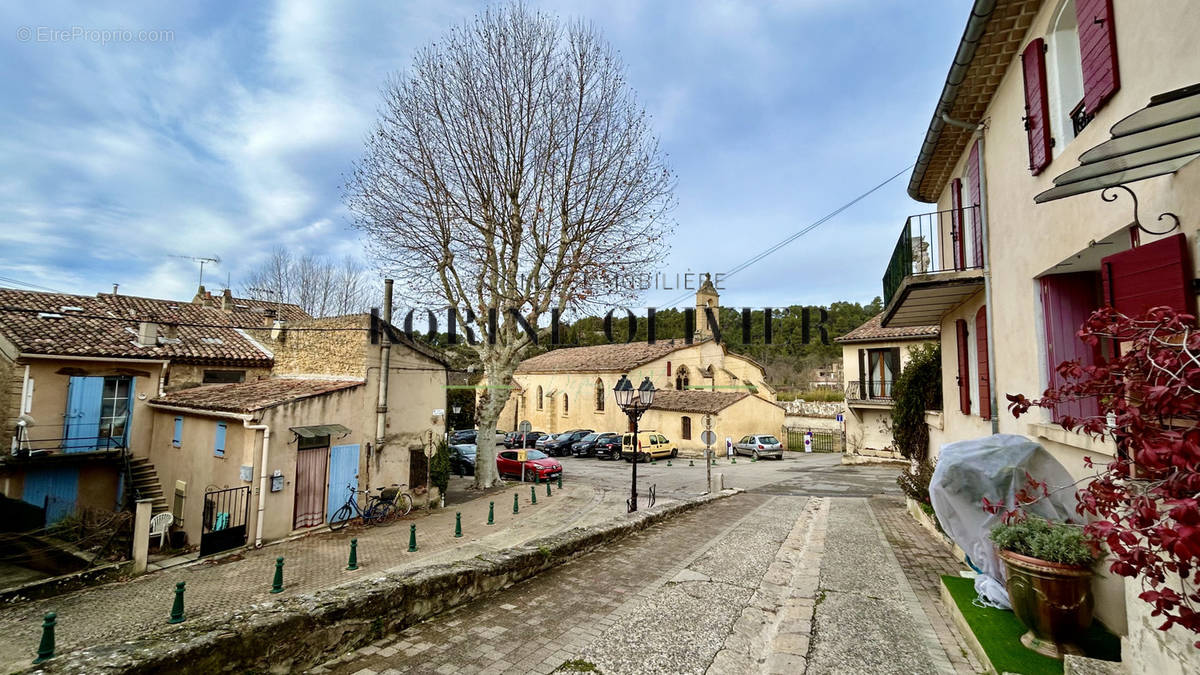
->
[[670, 448, 678, 459], [752, 450, 759, 460], [611, 449, 621, 461]]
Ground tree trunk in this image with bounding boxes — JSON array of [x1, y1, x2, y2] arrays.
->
[[473, 360, 517, 488]]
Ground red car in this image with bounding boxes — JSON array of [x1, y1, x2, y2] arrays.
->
[[496, 449, 562, 482]]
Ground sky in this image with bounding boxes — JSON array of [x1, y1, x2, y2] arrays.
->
[[0, 0, 968, 313]]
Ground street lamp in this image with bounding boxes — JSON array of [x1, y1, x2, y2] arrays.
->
[[452, 404, 462, 432], [613, 374, 657, 513]]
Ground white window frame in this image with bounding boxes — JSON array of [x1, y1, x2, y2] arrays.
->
[[1046, 0, 1085, 157]]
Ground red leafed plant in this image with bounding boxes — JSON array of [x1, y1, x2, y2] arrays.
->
[[1006, 306, 1200, 645]]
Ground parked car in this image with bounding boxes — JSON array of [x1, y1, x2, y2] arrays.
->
[[543, 429, 593, 456], [594, 433, 623, 460], [733, 434, 784, 460], [571, 432, 619, 458], [496, 449, 563, 482], [449, 444, 477, 475], [449, 429, 476, 444], [620, 430, 678, 462], [504, 431, 546, 448]]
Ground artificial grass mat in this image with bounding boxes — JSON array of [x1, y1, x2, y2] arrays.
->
[[941, 575, 1120, 675]]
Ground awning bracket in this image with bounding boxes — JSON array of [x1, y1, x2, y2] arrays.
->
[[1100, 185, 1180, 237]]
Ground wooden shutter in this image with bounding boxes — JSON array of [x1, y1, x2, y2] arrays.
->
[[955, 319, 971, 415], [975, 306, 991, 421], [858, 349, 866, 399], [1101, 233, 1195, 319], [967, 140, 984, 267], [1021, 38, 1052, 175], [1075, 0, 1120, 115], [884, 348, 901, 398], [1041, 273, 1102, 422], [950, 178, 965, 271]]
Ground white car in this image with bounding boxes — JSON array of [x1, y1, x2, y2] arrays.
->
[[733, 434, 784, 460]]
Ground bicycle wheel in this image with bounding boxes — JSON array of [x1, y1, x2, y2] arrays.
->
[[397, 493, 414, 517], [365, 501, 394, 525], [329, 504, 355, 531]]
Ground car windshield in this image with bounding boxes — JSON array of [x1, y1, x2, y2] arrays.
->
[[759, 436, 780, 445], [454, 444, 477, 455], [525, 450, 549, 460], [581, 433, 599, 441]]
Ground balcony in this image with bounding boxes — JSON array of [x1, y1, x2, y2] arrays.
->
[[881, 207, 985, 327], [6, 424, 128, 462], [845, 381, 894, 408]]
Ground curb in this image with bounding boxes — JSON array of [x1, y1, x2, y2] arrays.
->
[[31, 489, 742, 674]]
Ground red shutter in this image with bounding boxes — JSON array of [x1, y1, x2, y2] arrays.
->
[[1101, 233, 1195, 319], [1021, 38, 1052, 175], [967, 140, 984, 267], [950, 178, 965, 270], [975, 306, 991, 421], [955, 319, 971, 415], [1041, 273, 1102, 422], [666, 361, 672, 377], [1075, 0, 1120, 115]]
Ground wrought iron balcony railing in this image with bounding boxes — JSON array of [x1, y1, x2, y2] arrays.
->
[[882, 206, 982, 307], [8, 424, 128, 459], [845, 380, 895, 404]]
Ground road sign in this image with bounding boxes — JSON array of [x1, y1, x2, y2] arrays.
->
[[700, 430, 716, 446], [519, 420, 532, 433], [835, 413, 844, 423], [726, 437, 733, 458], [804, 431, 813, 453], [702, 415, 714, 429]]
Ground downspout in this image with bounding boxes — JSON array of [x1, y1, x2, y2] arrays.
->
[[374, 279, 394, 493], [244, 419, 270, 548]]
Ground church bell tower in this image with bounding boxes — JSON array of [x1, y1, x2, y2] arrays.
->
[[695, 274, 719, 340]]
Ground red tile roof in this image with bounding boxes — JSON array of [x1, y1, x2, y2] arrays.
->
[[648, 389, 756, 414], [834, 313, 939, 344], [516, 340, 700, 374], [150, 378, 363, 413]]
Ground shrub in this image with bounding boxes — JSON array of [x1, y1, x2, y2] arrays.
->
[[989, 517, 1097, 568], [891, 343, 942, 461], [430, 440, 451, 497], [897, 460, 936, 505]]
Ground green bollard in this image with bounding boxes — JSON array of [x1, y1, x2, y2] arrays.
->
[[530, 485, 537, 505], [346, 539, 359, 571], [455, 512, 463, 538], [689, 460, 695, 467], [270, 557, 284, 593], [732, 457, 737, 464], [667, 460, 672, 467], [488, 501, 495, 525], [513, 493, 519, 514], [546, 481, 552, 497], [33, 611, 56, 664], [168, 581, 186, 624], [408, 524, 418, 552], [557, 473, 562, 490], [712, 458, 717, 466]]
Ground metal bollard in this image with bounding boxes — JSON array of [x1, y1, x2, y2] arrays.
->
[[455, 512, 463, 538], [557, 473, 562, 490], [513, 493, 519, 514], [169, 581, 186, 624], [689, 460, 695, 467], [408, 524, 418, 552], [347, 539, 359, 571], [546, 481, 552, 497], [33, 612, 55, 664], [488, 501, 495, 525], [732, 456, 737, 464], [667, 460, 672, 467], [270, 557, 285, 593], [531, 485, 537, 505]]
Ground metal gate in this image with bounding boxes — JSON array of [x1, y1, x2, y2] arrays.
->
[[200, 486, 249, 556], [294, 447, 329, 529], [784, 428, 845, 453]]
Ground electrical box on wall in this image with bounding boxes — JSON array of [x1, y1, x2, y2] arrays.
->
[[270, 470, 284, 492], [240, 465, 253, 482]]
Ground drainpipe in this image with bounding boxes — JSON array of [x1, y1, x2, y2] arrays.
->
[[374, 279, 394, 493], [244, 419, 271, 548], [977, 132, 1000, 435]]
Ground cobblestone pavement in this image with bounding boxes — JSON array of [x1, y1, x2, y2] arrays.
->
[[0, 480, 614, 673]]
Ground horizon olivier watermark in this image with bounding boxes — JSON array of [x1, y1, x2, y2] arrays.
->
[[16, 26, 174, 45]]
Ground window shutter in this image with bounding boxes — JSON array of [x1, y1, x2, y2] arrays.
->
[[967, 140, 984, 267], [1041, 273, 1102, 422], [955, 319, 971, 415], [858, 349, 866, 399], [975, 307, 991, 420], [173, 417, 183, 448], [1101, 233, 1195, 319], [950, 178, 965, 271], [884, 348, 900, 397], [1021, 38, 1052, 175], [1075, 0, 1120, 115], [215, 422, 227, 457]]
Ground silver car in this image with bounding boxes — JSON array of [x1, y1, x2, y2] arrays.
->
[[733, 434, 784, 460]]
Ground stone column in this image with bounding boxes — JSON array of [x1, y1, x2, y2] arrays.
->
[[132, 498, 152, 574]]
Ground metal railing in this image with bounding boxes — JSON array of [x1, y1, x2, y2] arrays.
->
[[845, 380, 895, 404], [8, 424, 128, 458], [784, 428, 844, 453], [882, 206, 981, 306]]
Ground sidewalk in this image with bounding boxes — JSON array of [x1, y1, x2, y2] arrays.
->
[[0, 478, 613, 672]]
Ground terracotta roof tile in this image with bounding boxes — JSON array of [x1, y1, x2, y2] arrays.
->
[[648, 389, 753, 414], [516, 340, 700, 374], [834, 313, 939, 344], [150, 378, 363, 413]]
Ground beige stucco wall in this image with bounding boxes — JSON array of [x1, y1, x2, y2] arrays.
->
[[911, 0, 1200, 647], [840, 338, 937, 456]]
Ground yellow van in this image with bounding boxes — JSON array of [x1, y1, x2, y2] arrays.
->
[[620, 430, 678, 462]]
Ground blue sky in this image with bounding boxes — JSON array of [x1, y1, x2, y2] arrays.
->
[[0, 1, 966, 312]]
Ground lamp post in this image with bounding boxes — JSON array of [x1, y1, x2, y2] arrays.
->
[[452, 404, 462, 433], [613, 375, 656, 513]]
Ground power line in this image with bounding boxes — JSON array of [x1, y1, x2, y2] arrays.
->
[[0, 275, 68, 294], [657, 164, 914, 308]]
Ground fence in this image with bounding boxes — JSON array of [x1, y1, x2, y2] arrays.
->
[[784, 427, 844, 453]]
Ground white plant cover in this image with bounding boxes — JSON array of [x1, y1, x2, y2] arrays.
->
[[929, 434, 1079, 609]]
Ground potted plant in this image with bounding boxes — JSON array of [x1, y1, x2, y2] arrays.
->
[[990, 516, 1100, 658]]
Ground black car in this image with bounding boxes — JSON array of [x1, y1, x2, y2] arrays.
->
[[594, 433, 623, 460], [449, 429, 477, 444], [449, 444, 477, 476], [504, 431, 546, 448], [543, 429, 594, 457], [572, 432, 619, 458]]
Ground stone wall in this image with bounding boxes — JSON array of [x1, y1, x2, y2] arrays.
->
[[263, 316, 368, 378], [781, 400, 842, 418]]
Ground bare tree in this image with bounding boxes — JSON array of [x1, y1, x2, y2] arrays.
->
[[344, 3, 674, 487], [241, 246, 372, 317]]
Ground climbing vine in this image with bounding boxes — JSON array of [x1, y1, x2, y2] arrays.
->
[[891, 343, 942, 462]]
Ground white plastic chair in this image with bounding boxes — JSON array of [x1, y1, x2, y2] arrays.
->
[[149, 512, 174, 548]]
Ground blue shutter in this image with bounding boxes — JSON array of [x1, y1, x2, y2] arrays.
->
[[173, 417, 183, 447], [326, 444, 360, 521], [64, 376, 104, 452], [214, 423, 227, 457], [23, 467, 80, 525]]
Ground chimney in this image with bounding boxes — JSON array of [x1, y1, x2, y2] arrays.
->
[[112, 283, 119, 295], [192, 285, 207, 304], [137, 322, 158, 347], [163, 323, 179, 340], [270, 319, 287, 342], [221, 288, 234, 311]]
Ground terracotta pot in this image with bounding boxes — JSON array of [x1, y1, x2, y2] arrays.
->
[[998, 549, 1094, 659]]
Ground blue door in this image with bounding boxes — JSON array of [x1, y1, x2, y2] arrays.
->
[[23, 467, 80, 525], [326, 444, 360, 521], [64, 376, 104, 452]]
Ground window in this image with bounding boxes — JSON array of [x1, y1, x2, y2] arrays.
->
[[1040, 272, 1103, 422], [99, 377, 132, 443], [173, 417, 183, 448], [214, 422, 227, 457], [675, 366, 690, 391], [1046, 0, 1086, 154], [594, 379, 605, 411], [203, 370, 246, 384], [537, 386, 543, 410], [655, 434, 668, 444], [682, 416, 692, 440], [667, 361, 672, 377], [563, 394, 569, 416], [860, 348, 899, 398]]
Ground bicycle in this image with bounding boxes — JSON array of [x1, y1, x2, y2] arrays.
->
[[329, 484, 413, 530]]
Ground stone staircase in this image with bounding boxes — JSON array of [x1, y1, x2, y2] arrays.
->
[[127, 457, 169, 515]]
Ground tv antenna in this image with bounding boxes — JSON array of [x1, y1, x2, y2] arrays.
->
[[170, 255, 221, 287]]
